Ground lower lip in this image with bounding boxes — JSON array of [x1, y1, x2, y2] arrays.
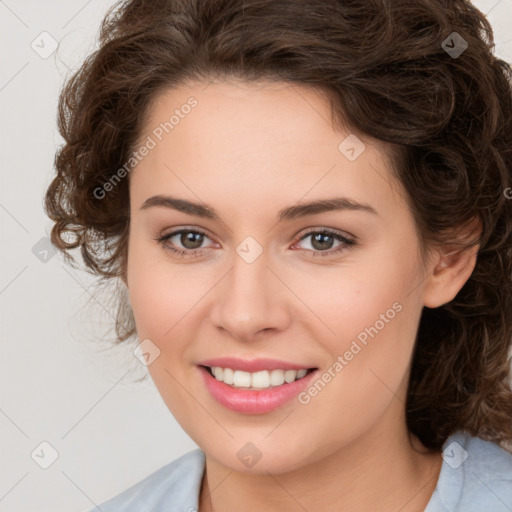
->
[[198, 366, 318, 414]]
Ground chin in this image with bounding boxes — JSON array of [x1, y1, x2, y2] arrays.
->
[[201, 437, 316, 475]]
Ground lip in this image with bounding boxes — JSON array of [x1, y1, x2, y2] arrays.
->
[[197, 357, 313, 372], [198, 365, 319, 414]]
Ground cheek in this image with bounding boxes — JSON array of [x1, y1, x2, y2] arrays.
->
[[296, 244, 423, 404], [126, 232, 205, 340], [126, 238, 209, 428], [299, 245, 422, 350]]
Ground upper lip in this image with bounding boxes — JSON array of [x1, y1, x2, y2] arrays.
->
[[198, 357, 315, 373]]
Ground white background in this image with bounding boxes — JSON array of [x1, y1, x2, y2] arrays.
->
[[1, 1, 511, 510]]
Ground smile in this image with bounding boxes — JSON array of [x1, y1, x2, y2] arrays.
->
[[198, 363, 319, 414], [204, 366, 314, 389]]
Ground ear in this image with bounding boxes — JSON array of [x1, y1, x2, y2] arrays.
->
[[422, 218, 481, 309]]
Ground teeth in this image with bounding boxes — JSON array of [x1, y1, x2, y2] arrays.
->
[[233, 370, 251, 387], [270, 370, 285, 386], [209, 367, 310, 389], [297, 369, 308, 378], [223, 367, 234, 385]]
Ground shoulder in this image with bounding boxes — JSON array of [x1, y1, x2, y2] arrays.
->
[[86, 448, 205, 512], [426, 430, 512, 512]]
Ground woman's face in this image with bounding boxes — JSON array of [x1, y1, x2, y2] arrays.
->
[[126, 79, 432, 473]]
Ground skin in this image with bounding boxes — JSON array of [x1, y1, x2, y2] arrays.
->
[[125, 79, 478, 512]]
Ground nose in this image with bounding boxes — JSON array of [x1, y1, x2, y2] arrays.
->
[[210, 244, 291, 342]]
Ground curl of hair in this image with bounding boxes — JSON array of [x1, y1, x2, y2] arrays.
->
[[45, 0, 512, 450]]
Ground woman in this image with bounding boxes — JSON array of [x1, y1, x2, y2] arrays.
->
[[45, 0, 512, 510]]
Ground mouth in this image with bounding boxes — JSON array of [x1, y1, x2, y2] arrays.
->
[[197, 361, 320, 414], [199, 365, 317, 390]]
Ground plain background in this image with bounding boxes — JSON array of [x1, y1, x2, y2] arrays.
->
[[1, 1, 511, 510]]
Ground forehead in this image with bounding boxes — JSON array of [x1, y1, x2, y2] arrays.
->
[[144, 79, 343, 155], [130, 79, 405, 219]]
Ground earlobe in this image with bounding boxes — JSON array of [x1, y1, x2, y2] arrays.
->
[[422, 245, 478, 308]]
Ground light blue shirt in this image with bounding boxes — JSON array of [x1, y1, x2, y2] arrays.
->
[[88, 430, 512, 511]]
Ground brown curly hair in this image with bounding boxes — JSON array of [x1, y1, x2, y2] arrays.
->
[[45, 0, 512, 452]]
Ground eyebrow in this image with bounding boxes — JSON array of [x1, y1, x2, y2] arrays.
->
[[140, 194, 378, 221]]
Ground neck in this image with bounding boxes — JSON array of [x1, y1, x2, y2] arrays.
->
[[198, 419, 442, 512]]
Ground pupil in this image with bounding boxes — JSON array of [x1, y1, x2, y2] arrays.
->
[[182, 232, 203, 249], [312, 233, 333, 251]]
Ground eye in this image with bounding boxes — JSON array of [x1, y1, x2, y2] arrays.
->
[[291, 229, 356, 258], [156, 228, 215, 258], [156, 227, 356, 259]]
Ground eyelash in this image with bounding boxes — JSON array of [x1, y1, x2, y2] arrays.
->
[[155, 227, 356, 259]]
